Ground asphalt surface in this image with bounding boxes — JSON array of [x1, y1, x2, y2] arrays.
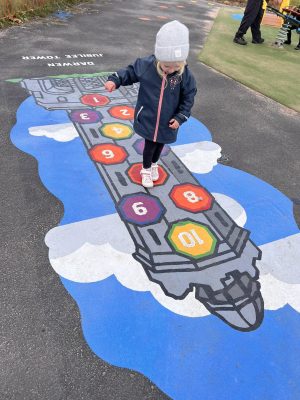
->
[[0, 0, 299, 399]]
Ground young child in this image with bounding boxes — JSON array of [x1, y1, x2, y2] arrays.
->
[[105, 20, 197, 188]]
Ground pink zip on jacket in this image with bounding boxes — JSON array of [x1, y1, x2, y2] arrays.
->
[[153, 73, 167, 143]]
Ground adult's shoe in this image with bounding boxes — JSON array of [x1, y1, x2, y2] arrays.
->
[[295, 45, 300, 50], [284, 40, 291, 44], [252, 38, 265, 44], [233, 36, 247, 45]]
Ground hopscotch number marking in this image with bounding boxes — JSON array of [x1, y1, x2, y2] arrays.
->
[[120, 109, 131, 116], [183, 191, 203, 203], [112, 127, 124, 135], [132, 202, 148, 216], [102, 149, 114, 159], [178, 229, 204, 248]]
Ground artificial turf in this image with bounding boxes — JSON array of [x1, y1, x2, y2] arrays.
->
[[199, 8, 300, 112]]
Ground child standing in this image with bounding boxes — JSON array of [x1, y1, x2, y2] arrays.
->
[[105, 20, 197, 188]]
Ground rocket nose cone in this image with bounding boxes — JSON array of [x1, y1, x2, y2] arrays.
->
[[214, 295, 264, 332]]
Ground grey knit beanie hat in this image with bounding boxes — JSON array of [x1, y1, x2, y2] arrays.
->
[[155, 20, 189, 62]]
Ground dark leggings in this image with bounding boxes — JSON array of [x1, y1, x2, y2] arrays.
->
[[143, 139, 165, 169]]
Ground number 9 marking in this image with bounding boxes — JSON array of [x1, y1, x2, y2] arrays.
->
[[102, 149, 114, 159]]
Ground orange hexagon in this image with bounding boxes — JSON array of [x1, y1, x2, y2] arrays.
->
[[170, 184, 212, 213], [80, 94, 110, 107], [127, 163, 168, 186], [89, 143, 128, 165], [108, 105, 135, 120]]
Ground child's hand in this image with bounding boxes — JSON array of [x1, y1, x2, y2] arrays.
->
[[105, 81, 116, 92], [169, 118, 179, 129]]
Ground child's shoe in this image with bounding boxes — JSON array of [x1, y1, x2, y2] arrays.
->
[[151, 163, 159, 182], [140, 168, 153, 188]]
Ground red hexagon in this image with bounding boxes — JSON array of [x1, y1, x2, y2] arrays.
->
[[80, 93, 110, 107], [170, 184, 213, 212], [108, 105, 135, 120], [89, 143, 128, 165], [127, 163, 168, 186]]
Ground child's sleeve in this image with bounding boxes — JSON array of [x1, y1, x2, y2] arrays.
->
[[173, 70, 197, 125], [107, 58, 144, 88]]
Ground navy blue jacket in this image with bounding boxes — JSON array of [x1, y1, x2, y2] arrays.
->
[[107, 55, 197, 144]]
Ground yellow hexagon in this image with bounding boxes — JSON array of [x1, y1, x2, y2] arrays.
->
[[168, 221, 217, 259], [100, 123, 133, 140]]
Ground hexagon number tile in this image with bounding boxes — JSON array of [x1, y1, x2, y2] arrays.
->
[[80, 93, 110, 107], [170, 183, 213, 212], [99, 122, 133, 140], [108, 105, 135, 120], [167, 220, 217, 259], [118, 193, 166, 226], [127, 163, 168, 186], [88, 144, 128, 165]]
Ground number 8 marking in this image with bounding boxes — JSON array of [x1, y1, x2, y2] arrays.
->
[[183, 190, 203, 203]]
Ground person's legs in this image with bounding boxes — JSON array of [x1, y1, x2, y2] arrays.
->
[[234, 0, 261, 44], [251, 5, 264, 43], [151, 142, 164, 181], [151, 142, 164, 164], [142, 139, 157, 169]]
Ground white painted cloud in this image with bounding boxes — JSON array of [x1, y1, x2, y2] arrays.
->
[[29, 123, 78, 142], [50, 240, 209, 317], [213, 193, 247, 227], [48, 226, 300, 315], [260, 273, 300, 312], [257, 234, 300, 283], [172, 141, 221, 173], [45, 193, 248, 317]]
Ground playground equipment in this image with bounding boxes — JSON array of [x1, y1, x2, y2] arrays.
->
[[267, 5, 300, 47]]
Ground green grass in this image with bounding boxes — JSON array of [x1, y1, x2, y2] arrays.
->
[[199, 8, 300, 112]]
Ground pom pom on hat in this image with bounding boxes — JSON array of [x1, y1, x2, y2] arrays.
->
[[155, 20, 189, 62]]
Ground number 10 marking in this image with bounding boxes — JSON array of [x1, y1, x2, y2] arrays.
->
[[178, 229, 204, 248]]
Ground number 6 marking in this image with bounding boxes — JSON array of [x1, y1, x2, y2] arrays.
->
[[132, 202, 147, 216]]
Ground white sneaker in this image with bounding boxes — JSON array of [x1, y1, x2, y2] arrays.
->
[[151, 163, 159, 181], [140, 168, 153, 188]]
